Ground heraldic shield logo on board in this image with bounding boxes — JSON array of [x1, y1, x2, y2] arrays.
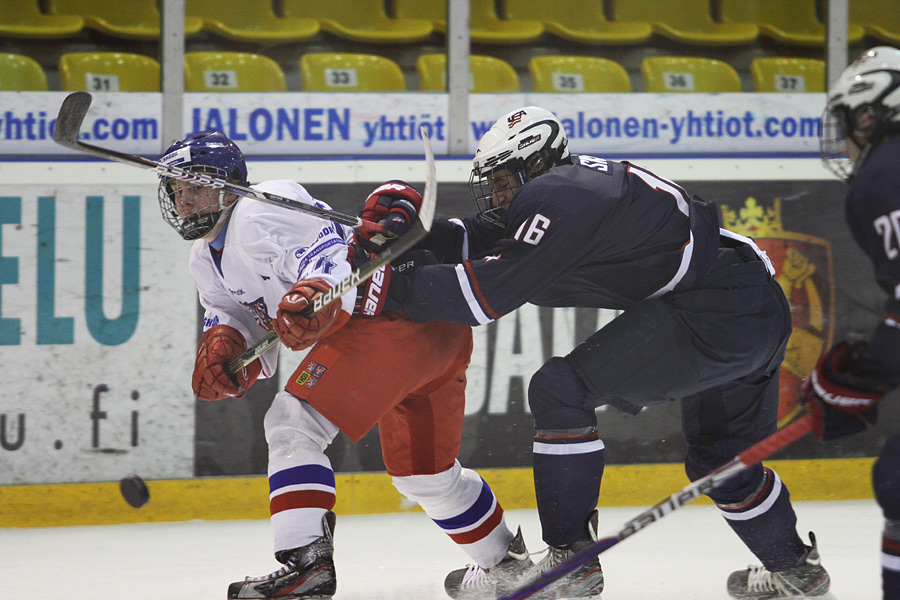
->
[[720, 197, 835, 427]]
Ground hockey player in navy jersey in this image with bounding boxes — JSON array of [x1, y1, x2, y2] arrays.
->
[[813, 46, 900, 600], [157, 131, 526, 600], [354, 106, 830, 599]]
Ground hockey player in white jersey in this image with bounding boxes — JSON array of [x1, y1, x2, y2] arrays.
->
[[158, 131, 529, 599]]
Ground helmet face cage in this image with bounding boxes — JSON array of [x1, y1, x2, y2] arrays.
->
[[157, 130, 248, 241], [821, 47, 900, 181], [820, 105, 856, 182], [469, 107, 569, 227], [470, 160, 529, 227], [158, 165, 236, 241]]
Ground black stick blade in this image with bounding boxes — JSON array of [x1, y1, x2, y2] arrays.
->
[[53, 91, 92, 148]]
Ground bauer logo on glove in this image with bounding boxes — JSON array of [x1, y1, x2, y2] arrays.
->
[[360, 265, 391, 317], [801, 342, 885, 440]]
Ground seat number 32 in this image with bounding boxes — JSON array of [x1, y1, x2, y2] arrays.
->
[[514, 214, 551, 245]]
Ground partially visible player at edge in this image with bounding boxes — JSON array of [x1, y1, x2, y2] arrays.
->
[[353, 106, 830, 599], [156, 131, 524, 599], [809, 45, 900, 600]]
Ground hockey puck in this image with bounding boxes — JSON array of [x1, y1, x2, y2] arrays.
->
[[119, 473, 150, 508]]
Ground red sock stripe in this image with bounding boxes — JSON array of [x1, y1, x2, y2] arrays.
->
[[270, 490, 336, 516], [448, 504, 504, 545], [536, 430, 599, 441], [884, 538, 900, 555], [720, 467, 775, 513]]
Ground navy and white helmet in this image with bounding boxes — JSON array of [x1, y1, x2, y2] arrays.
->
[[821, 46, 900, 181], [470, 106, 570, 226], [157, 130, 249, 240]]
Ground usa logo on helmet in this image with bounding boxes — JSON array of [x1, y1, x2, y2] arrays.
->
[[507, 110, 526, 128]]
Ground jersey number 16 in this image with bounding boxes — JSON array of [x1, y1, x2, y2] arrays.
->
[[514, 214, 551, 245]]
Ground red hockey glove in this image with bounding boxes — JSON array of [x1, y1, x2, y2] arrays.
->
[[192, 324, 262, 401], [801, 342, 884, 440], [275, 278, 350, 351], [357, 181, 423, 251]]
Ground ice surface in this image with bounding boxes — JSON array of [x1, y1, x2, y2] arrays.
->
[[3, 500, 881, 599]]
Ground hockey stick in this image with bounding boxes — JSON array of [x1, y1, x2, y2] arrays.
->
[[52, 91, 380, 233], [225, 126, 438, 374], [499, 412, 815, 600]]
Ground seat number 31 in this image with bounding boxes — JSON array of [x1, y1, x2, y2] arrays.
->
[[514, 213, 551, 245]]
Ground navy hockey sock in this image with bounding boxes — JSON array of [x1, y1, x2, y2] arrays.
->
[[533, 428, 605, 548], [884, 519, 900, 600], [874, 435, 900, 519], [717, 467, 805, 571]]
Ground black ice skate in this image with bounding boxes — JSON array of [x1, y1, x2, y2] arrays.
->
[[444, 526, 534, 599], [727, 531, 830, 599], [524, 509, 604, 600], [228, 511, 337, 600]]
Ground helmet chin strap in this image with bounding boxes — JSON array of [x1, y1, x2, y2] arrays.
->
[[850, 142, 874, 180], [199, 197, 238, 242]]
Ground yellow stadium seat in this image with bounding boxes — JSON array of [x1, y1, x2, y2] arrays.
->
[[529, 56, 631, 92], [641, 57, 741, 93], [464, 0, 544, 44], [0, 0, 83, 39], [59, 52, 160, 92], [721, 0, 864, 47], [394, 0, 543, 44], [186, 0, 318, 44], [611, 0, 758, 46], [504, 0, 651, 45], [185, 52, 286, 92], [284, 0, 432, 44], [750, 57, 825, 93], [300, 54, 405, 91], [47, 0, 202, 41], [0, 54, 48, 91], [850, 0, 900, 46], [417, 54, 519, 93]]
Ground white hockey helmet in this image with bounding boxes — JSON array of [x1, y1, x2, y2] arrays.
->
[[470, 106, 570, 226], [821, 46, 900, 181]]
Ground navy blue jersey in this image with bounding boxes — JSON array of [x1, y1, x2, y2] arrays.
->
[[844, 134, 900, 384], [400, 155, 725, 326]]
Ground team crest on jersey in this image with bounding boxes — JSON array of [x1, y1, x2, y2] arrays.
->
[[295, 361, 328, 387], [241, 296, 272, 330], [720, 197, 836, 427]]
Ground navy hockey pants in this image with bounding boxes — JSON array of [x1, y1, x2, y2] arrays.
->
[[530, 246, 798, 559], [565, 246, 789, 492]]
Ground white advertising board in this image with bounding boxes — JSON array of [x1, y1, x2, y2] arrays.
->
[[0, 91, 823, 157], [0, 183, 196, 484]]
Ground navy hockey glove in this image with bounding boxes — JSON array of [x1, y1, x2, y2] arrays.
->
[[801, 342, 884, 440], [348, 243, 436, 317], [357, 181, 423, 252], [193, 324, 262, 401]]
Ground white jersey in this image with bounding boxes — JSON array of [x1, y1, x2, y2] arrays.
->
[[189, 179, 355, 377]]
